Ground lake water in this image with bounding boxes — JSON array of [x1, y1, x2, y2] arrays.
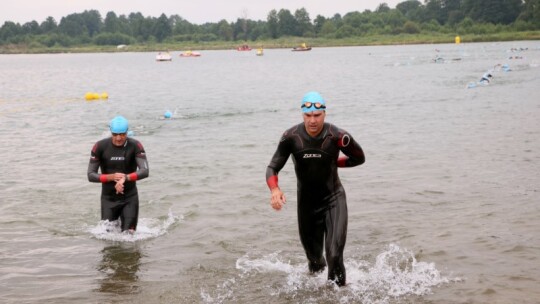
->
[[1, 41, 539, 304]]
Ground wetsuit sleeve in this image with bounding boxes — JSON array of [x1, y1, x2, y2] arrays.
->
[[265, 133, 291, 189], [87, 142, 105, 183], [128, 141, 149, 181], [337, 132, 365, 168]]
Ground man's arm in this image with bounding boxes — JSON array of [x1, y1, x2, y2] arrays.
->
[[87, 160, 102, 183], [337, 132, 365, 168], [126, 141, 149, 182], [127, 156, 149, 181], [87, 142, 106, 183], [266, 133, 291, 210]]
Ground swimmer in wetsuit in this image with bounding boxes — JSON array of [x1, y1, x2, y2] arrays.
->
[[480, 72, 493, 83], [266, 92, 365, 286], [87, 116, 149, 232]]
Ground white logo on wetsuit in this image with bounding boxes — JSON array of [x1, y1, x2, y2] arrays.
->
[[303, 153, 322, 158], [110, 157, 125, 161], [341, 134, 350, 147]]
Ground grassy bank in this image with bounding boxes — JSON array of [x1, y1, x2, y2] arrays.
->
[[1, 31, 539, 54]]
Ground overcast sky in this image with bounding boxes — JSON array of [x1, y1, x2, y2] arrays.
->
[[2, 0, 403, 25]]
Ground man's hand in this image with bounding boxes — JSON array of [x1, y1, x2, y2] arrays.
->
[[270, 188, 286, 211], [112, 173, 126, 182], [115, 175, 125, 194]]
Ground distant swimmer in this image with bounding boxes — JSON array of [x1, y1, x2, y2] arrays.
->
[[265, 91, 365, 287], [480, 72, 493, 84], [87, 116, 149, 233], [432, 55, 444, 63], [495, 63, 511, 72]]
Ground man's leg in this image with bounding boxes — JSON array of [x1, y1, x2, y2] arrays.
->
[[298, 207, 327, 273], [120, 196, 139, 232], [325, 200, 348, 286]]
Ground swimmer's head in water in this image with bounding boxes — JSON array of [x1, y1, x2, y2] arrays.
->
[[109, 115, 129, 133], [301, 91, 326, 113]]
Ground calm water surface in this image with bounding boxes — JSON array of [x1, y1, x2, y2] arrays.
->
[[1, 41, 539, 304]]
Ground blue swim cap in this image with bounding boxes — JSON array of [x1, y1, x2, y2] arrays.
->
[[301, 91, 326, 113], [109, 115, 129, 133]]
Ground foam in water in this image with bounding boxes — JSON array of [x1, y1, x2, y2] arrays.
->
[[201, 244, 456, 303], [87, 209, 182, 242]]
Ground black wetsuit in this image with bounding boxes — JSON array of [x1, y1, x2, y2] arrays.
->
[[88, 137, 149, 231], [266, 122, 365, 286]]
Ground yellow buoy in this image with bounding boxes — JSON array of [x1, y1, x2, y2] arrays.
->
[[85, 91, 108, 101], [455, 36, 461, 44], [85, 92, 94, 101]]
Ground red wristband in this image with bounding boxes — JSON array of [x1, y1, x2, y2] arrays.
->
[[267, 175, 278, 189], [99, 174, 108, 183]]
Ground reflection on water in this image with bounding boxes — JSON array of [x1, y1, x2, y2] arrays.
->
[[96, 244, 143, 295]]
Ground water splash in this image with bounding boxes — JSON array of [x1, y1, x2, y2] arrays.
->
[[202, 244, 456, 304], [87, 209, 182, 242], [349, 244, 451, 298]]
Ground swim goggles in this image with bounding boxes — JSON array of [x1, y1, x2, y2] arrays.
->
[[112, 132, 127, 137], [301, 102, 326, 109]]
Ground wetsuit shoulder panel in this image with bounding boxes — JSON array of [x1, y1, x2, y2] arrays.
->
[[332, 125, 365, 167]]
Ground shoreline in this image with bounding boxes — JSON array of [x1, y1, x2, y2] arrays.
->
[[1, 31, 539, 54]]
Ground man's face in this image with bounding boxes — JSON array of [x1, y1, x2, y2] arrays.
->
[[303, 110, 326, 137], [111, 132, 127, 146]]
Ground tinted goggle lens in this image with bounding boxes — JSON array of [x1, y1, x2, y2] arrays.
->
[[112, 132, 127, 137], [301, 102, 326, 109]]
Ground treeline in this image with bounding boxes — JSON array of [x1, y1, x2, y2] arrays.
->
[[1, 0, 539, 47]]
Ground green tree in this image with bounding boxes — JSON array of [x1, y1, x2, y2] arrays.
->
[[104, 12, 120, 33], [294, 8, 313, 36], [171, 15, 195, 35], [456, 16, 474, 33], [116, 15, 132, 36], [0, 21, 21, 43], [330, 13, 343, 28], [266, 9, 279, 38], [58, 14, 86, 37], [518, 0, 540, 27], [422, 19, 443, 32], [335, 24, 356, 38], [81, 10, 102, 37], [22, 21, 41, 35], [343, 11, 366, 29], [40, 17, 57, 33], [463, 0, 523, 24], [153, 14, 171, 42], [403, 20, 421, 33], [376, 3, 391, 13], [94, 32, 134, 45], [381, 10, 407, 29], [442, 0, 463, 24], [277, 9, 297, 36], [128, 12, 150, 41], [319, 20, 337, 37], [248, 20, 266, 40], [217, 19, 233, 41], [313, 15, 326, 34], [424, 0, 445, 24], [396, 0, 422, 16], [233, 18, 248, 40], [58, 10, 101, 38]]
